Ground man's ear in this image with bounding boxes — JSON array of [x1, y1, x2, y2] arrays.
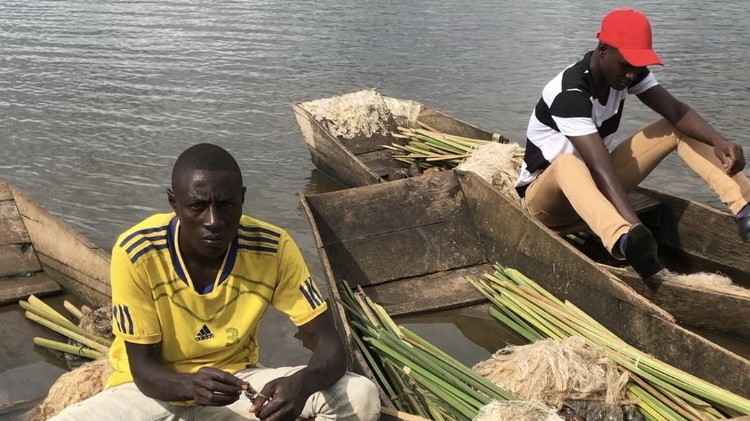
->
[[241, 186, 247, 204], [167, 187, 178, 212]]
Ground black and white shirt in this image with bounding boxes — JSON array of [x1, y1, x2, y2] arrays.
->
[[515, 51, 658, 196]]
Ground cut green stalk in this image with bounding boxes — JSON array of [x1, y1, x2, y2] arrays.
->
[[372, 331, 489, 408], [488, 307, 542, 342], [63, 300, 84, 320], [403, 367, 477, 421], [25, 312, 109, 354], [20, 299, 112, 347], [400, 327, 516, 401], [32, 337, 103, 360], [468, 266, 750, 419], [351, 331, 400, 402]]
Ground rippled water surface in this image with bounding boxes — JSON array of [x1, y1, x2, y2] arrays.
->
[[1, 0, 748, 415]]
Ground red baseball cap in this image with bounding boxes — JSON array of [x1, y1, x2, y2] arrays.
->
[[597, 8, 663, 67]]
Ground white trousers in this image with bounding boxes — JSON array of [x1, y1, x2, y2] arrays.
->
[[48, 366, 381, 421]]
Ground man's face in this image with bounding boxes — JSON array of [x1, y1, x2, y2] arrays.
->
[[169, 169, 245, 260], [601, 47, 642, 91]]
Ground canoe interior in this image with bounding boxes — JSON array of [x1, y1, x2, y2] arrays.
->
[[294, 94, 508, 187], [0, 181, 111, 308], [302, 170, 750, 398]]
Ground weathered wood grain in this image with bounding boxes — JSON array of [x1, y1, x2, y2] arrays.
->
[[0, 200, 30, 246], [0, 271, 60, 305], [0, 243, 41, 278], [417, 106, 501, 142], [308, 170, 462, 242], [365, 263, 492, 316]]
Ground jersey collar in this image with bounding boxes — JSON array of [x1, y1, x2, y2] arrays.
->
[[167, 215, 239, 294]]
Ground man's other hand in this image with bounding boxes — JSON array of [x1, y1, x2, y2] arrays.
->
[[715, 140, 746, 176], [249, 375, 308, 421]]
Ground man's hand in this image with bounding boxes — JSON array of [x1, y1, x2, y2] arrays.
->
[[249, 375, 309, 421], [191, 367, 247, 406], [714, 140, 746, 176]]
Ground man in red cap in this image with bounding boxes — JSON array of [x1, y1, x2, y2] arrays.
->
[[515, 8, 750, 279]]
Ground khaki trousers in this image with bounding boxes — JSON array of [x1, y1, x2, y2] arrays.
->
[[525, 118, 750, 253], [48, 367, 381, 421]]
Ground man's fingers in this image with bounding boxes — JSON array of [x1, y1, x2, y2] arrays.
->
[[199, 367, 245, 388], [193, 367, 246, 405], [207, 390, 241, 406], [249, 392, 271, 413]]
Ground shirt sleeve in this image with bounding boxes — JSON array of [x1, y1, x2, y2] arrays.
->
[[110, 243, 162, 344], [549, 89, 598, 137], [271, 233, 328, 326], [628, 68, 658, 95]]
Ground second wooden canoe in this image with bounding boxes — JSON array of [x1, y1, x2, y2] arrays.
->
[[301, 170, 750, 402]]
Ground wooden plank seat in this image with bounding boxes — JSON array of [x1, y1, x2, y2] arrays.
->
[[554, 190, 662, 236]]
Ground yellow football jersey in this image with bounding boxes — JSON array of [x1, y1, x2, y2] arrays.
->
[[107, 212, 327, 388]]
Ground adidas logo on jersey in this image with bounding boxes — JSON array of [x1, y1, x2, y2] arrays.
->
[[195, 324, 214, 341]]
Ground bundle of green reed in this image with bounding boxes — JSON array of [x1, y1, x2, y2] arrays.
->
[[338, 281, 516, 421], [19, 295, 112, 360], [383, 124, 494, 169], [468, 264, 750, 421]]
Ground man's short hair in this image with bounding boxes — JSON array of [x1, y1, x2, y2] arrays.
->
[[171, 143, 243, 189]]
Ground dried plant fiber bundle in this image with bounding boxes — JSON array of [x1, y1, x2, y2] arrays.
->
[[472, 337, 630, 407], [300, 89, 393, 139], [474, 399, 563, 421], [26, 358, 112, 421], [456, 142, 525, 202]]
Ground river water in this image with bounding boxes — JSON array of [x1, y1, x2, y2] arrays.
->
[[1, 0, 748, 417]]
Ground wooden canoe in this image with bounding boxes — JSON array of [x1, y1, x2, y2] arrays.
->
[[0, 180, 111, 307], [300, 170, 750, 408], [294, 92, 750, 339], [293, 91, 508, 188]]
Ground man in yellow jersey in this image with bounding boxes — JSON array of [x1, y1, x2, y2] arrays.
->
[[51, 143, 380, 421]]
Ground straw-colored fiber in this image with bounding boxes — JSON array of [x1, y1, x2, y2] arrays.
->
[[300, 89, 393, 139], [473, 337, 630, 407], [655, 269, 750, 294], [474, 399, 564, 421], [456, 142, 525, 204], [25, 358, 112, 421]]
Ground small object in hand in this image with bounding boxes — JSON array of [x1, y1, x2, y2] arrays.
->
[[243, 385, 259, 400], [244, 385, 269, 404]]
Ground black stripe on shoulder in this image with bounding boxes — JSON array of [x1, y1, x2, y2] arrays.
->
[[119, 225, 169, 248], [237, 244, 278, 254], [239, 225, 281, 238], [238, 234, 279, 246], [130, 243, 169, 264], [559, 61, 587, 91], [126, 234, 168, 254], [549, 90, 592, 119]]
